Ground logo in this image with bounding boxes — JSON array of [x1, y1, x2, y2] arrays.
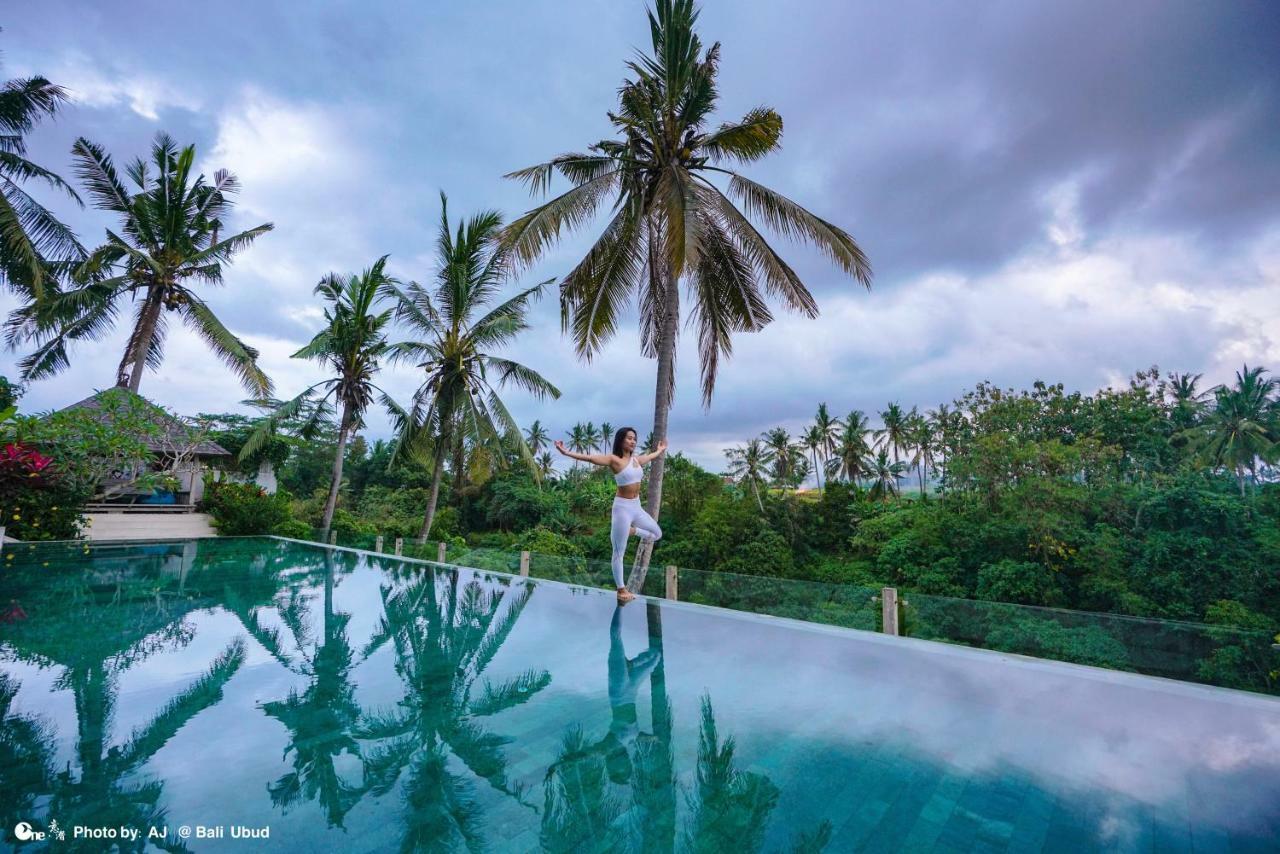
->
[[14, 822, 46, 841]]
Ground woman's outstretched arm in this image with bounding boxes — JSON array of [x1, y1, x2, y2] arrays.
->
[[555, 439, 617, 468], [636, 439, 668, 465]]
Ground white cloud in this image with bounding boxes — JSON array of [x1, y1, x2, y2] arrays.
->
[[34, 53, 200, 120]]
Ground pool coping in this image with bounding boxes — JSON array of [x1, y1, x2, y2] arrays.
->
[[10, 534, 1278, 710]]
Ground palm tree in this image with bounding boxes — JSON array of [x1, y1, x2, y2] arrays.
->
[[908, 412, 936, 497], [584, 420, 601, 452], [0, 57, 83, 299], [524, 419, 550, 455], [866, 449, 907, 501], [250, 259, 398, 538], [567, 423, 592, 455], [537, 450, 556, 481], [599, 421, 614, 452], [1200, 365, 1277, 496], [801, 424, 825, 490], [813, 402, 840, 459], [832, 410, 873, 484], [502, 0, 870, 540], [724, 437, 772, 511], [762, 427, 799, 488], [1167, 371, 1209, 431], [390, 194, 561, 543], [876, 402, 911, 462], [926, 404, 955, 490], [13, 133, 273, 393]]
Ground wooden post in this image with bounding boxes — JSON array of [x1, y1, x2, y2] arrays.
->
[[881, 586, 899, 636], [375, 535, 384, 553], [394, 537, 403, 556], [437, 541, 446, 563], [328, 529, 337, 545], [519, 551, 530, 577], [665, 565, 678, 601]]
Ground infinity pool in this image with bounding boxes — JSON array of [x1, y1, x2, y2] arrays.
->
[[1, 538, 1277, 852]]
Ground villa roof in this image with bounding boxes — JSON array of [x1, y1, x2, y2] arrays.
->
[[57, 388, 231, 457]]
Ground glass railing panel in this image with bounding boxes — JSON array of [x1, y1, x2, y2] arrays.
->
[[900, 591, 1278, 692]]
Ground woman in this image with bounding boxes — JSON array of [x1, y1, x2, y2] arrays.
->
[[555, 427, 666, 602]]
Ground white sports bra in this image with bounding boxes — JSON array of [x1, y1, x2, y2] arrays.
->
[[613, 456, 642, 486]]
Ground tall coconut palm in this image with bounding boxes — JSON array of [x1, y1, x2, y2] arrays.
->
[[801, 424, 826, 490], [0, 58, 83, 299], [926, 404, 954, 489], [1167, 371, 1209, 431], [536, 450, 556, 481], [876, 402, 911, 462], [391, 194, 561, 543], [908, 412, 936, 498], [1199, 365, 1277, 496], [600, 421, 615, 451], [250, 258, 398, 537], [813, 402, 840, 459], [866, 449, 907, 502], [502, 0, 870, 547], [13, 133, 273, 393], [724, 437, 772, 511], [832, 410, 873, 484], [567, 423, 592, 455], [524, 419, 550, 455], [762, 427, 799, 488]]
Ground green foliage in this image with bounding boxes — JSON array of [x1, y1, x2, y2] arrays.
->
[[271, 518, 313, 539], [14, 388, 163, 497], [201, 481, 292, 536], [519, 527, 582, 558], [0, 443, 86, 540], [976, 559, 1061, 607]]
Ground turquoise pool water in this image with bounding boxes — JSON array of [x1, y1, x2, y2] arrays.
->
[[1, 537, 1277, 852]]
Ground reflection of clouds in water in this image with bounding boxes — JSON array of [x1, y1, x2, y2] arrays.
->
[[648, 603, 1280, 828]]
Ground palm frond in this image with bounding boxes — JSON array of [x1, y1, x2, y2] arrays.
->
[[180, 292, 273, 396]]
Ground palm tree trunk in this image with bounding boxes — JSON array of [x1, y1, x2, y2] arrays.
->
[[417, 429, 450, 544], [320, 402, 353, 538], [632, 259, 679, 590], [122, 288, 165, 392]]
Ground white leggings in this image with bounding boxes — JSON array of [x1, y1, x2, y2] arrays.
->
[[610, 497, 662, 587]]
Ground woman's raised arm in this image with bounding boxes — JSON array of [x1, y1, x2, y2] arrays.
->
[[555, 439, 617, 468], [636, 439, 668, 465]]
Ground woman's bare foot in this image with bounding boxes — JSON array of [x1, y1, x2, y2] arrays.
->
[[616, 587, 636, 603]]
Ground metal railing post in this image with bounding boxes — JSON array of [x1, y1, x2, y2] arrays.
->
[[437, 541, 446, 563], [328, 529, 337, 545], [394, 537, 403, 556], [665, 565, 678, 600], [881, 587, 899, 636], [519, 551, 530, 577], [375, 535, 384, 553]]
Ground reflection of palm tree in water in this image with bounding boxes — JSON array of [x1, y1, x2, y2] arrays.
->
[[357, 567, 551, 850], [542, 603, 831, 853], [256, 549, 366, 828], [0, 543, 256, 851]]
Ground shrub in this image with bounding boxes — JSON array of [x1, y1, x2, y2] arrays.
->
[[201, 480, 292, 536], [520, 526, 582, 558], [976, 559, 1060, 606], [0, 443, 88, 540], [272, 519, 314, 540]]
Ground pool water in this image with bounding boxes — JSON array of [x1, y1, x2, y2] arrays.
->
[[1, 537, 1277, 852]]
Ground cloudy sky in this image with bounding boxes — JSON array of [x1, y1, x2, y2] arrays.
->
[[5, 1, 1279, 471]]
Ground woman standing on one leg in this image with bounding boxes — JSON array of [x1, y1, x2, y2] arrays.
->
[[555, 427, 666, 602]]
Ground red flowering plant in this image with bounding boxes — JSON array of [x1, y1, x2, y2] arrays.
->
[[0, 441, 87, 541]]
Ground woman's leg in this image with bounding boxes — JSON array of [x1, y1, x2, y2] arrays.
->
[[610, 500, 632, 588], [630, 507, 662, 543]]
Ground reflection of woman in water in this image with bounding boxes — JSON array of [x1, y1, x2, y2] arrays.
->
[[555, 427, 666, 602], [545, 604, 663, 786]]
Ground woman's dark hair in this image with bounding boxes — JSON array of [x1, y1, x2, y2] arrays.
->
[[612, 427, 638, 457]]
